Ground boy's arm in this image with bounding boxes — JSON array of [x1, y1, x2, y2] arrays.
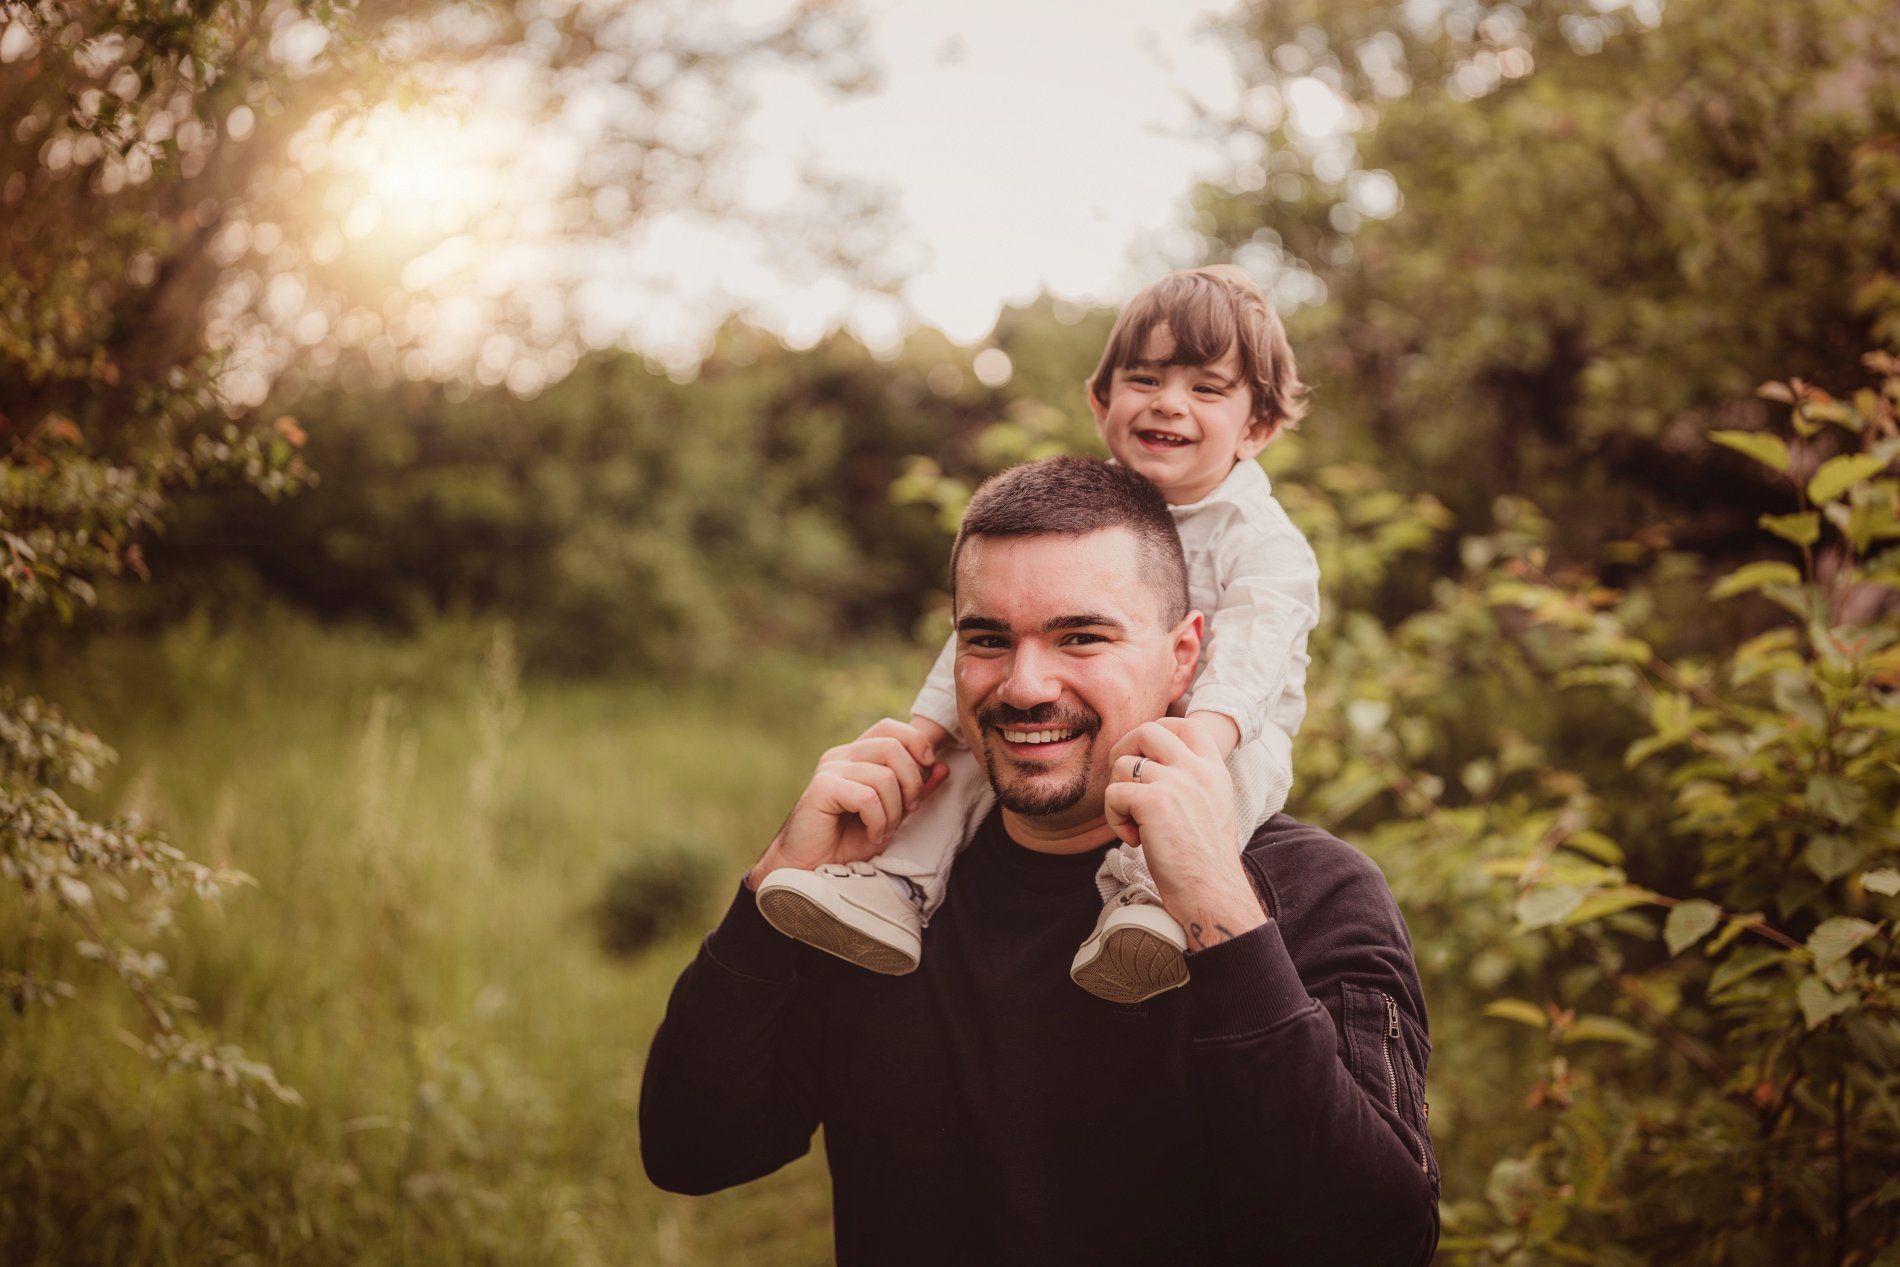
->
[[910, 633, 961, 739], [1185, 509, 1321, 750]]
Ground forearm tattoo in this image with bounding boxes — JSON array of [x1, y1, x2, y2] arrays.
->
[[1187, 921, 1239, 952]]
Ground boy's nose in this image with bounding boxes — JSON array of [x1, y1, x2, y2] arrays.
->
[[1152, 381, 1188, 416]]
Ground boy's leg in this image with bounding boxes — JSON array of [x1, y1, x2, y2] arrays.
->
[[1071, 736, 1292, 1002], [1227, 729, 1292, 849], [754, 747, 991, 974]]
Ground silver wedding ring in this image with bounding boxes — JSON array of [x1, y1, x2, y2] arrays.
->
[[1131, 757, 1147, 783]]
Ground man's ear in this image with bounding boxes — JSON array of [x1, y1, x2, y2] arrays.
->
[[1167, 610, 1205, 703]]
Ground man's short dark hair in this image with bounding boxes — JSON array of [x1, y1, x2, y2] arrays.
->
[[951, 456, 1189, 626]]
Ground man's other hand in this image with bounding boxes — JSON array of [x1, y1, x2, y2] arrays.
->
[[1104, 718, 1267, 949], [745, 719, 950, 889]]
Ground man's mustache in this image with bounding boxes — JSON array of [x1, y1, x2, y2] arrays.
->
[[976, 702, 1100, 733]]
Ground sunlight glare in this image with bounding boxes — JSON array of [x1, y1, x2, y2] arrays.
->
[[333, 105, 502, 238]]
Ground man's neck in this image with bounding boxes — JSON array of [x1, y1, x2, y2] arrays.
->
[[1000, 807, 1121, 856]]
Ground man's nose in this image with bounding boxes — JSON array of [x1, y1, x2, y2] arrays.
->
[[997, 644, 1062, 708]]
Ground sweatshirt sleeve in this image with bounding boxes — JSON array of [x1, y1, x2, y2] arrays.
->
[[638, 882, 824, 1195], [1183, 505, 1320, 746], [1184, 825, 1440, 1266], [909, 632, 961, 736]]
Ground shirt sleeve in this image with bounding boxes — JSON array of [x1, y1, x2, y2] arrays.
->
[[1184, 504, 1320, 746], [1182, 826, 1440, 1266], [638, 882, 824, 1195], [909, 632, 961, 736]]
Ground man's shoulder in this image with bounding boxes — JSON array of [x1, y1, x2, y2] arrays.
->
[[1240, 814, 1403, 935]]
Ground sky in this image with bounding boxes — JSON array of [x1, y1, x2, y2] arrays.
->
[[596, 0, 1250, 361]]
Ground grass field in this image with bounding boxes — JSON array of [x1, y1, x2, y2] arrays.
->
[[2, 613, 930, 1265]]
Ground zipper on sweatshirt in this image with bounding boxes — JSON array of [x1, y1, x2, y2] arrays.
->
[[1381, 991, 1430, 1175]]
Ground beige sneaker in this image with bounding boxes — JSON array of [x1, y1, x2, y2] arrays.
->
[[1070, 895, 1189, 1003], [755, 861, 923, 975]]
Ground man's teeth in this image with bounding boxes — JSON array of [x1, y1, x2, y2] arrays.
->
[[1003, 728, 1078, 744]]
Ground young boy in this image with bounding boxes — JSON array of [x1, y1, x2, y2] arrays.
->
[[756, 265, 1320, 1003]]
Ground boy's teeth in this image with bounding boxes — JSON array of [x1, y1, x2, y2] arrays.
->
[[1003, 727, 1077, 744]]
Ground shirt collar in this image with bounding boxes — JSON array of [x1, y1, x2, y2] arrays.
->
[[1169, 456, 1271, 513]]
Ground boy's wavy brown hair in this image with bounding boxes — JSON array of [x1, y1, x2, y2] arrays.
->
[[1087, 265, 1308, 433]]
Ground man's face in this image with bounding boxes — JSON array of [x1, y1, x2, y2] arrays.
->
[[952, 528, 1200, 834]]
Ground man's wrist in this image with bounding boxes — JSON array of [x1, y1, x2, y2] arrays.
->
[[1180, 893, 1268, 952]]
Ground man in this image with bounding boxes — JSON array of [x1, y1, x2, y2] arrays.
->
[[640, 457, 1438, 1265]]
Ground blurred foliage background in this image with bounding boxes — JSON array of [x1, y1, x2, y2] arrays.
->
[[4, 0, 1899, 1263]]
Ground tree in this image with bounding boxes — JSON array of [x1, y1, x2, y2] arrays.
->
[[1194, 0, 1900, 561], [1, 0, 867, 1094]]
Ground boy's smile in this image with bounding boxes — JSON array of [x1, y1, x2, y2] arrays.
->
[[1089, 324, 1271, 505]]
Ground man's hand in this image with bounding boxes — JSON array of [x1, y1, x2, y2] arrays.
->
[[1104, 718, 1267, 950], [744, 718, 950, 890]]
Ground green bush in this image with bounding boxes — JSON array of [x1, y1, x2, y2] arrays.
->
[[595, 843, 726, 960], [1286, 355, 1900, 1263]]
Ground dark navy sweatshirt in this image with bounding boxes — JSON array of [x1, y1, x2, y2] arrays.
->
[[640, 813, 1439, 1266]]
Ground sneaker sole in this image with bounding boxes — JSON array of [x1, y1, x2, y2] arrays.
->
[[756, 888, 918, 975], [1071, 926, 1189, 1004]]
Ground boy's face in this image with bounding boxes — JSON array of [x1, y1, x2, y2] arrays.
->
[[1088, 324, 1272, 505]]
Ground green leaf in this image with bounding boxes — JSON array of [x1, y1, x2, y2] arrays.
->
[[1862, 869, 1900, 896], [1706, 911, 1764, 954], [1809, 453, 1889, 505], [1710, 430, 1791, 472], [1805, 835, 1866, 882], [1798, 975, 1858, 1029], [1807, 775, 1869, 826], [1664, 900, 1722, 956], [1758, 512, 1821, 546], [1563, 830, 1625, 864], [1808, 916, 1880, 973], [1563, 1015, 1654, 1047], [1711, 561, 1802, 601], [1708, 947, 1787, 997], [1516, 885, 1585, 930], [1565, 886, 1658, 926], [1482, 998, 1548, 1029]]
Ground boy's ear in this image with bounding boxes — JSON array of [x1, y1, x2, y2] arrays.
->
[[1084, 381, 1109, 429], [1235, 415, 1280, 461]]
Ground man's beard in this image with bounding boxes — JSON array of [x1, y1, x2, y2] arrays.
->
[[974, 701, 1101, 817]]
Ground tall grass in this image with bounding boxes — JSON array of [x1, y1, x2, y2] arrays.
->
[[2, 612, 927, 1265]]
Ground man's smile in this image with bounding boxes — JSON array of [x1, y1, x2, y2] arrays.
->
[[1000, 726, 1080, 744]]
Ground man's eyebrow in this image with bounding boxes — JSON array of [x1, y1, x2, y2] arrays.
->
[[1045, 613, 1125, 633], [955, 613, 1126, 634]]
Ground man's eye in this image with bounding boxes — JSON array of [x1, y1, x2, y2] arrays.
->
[[1065, 633, 1106, 646], [965, 635, 1008, 650]]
